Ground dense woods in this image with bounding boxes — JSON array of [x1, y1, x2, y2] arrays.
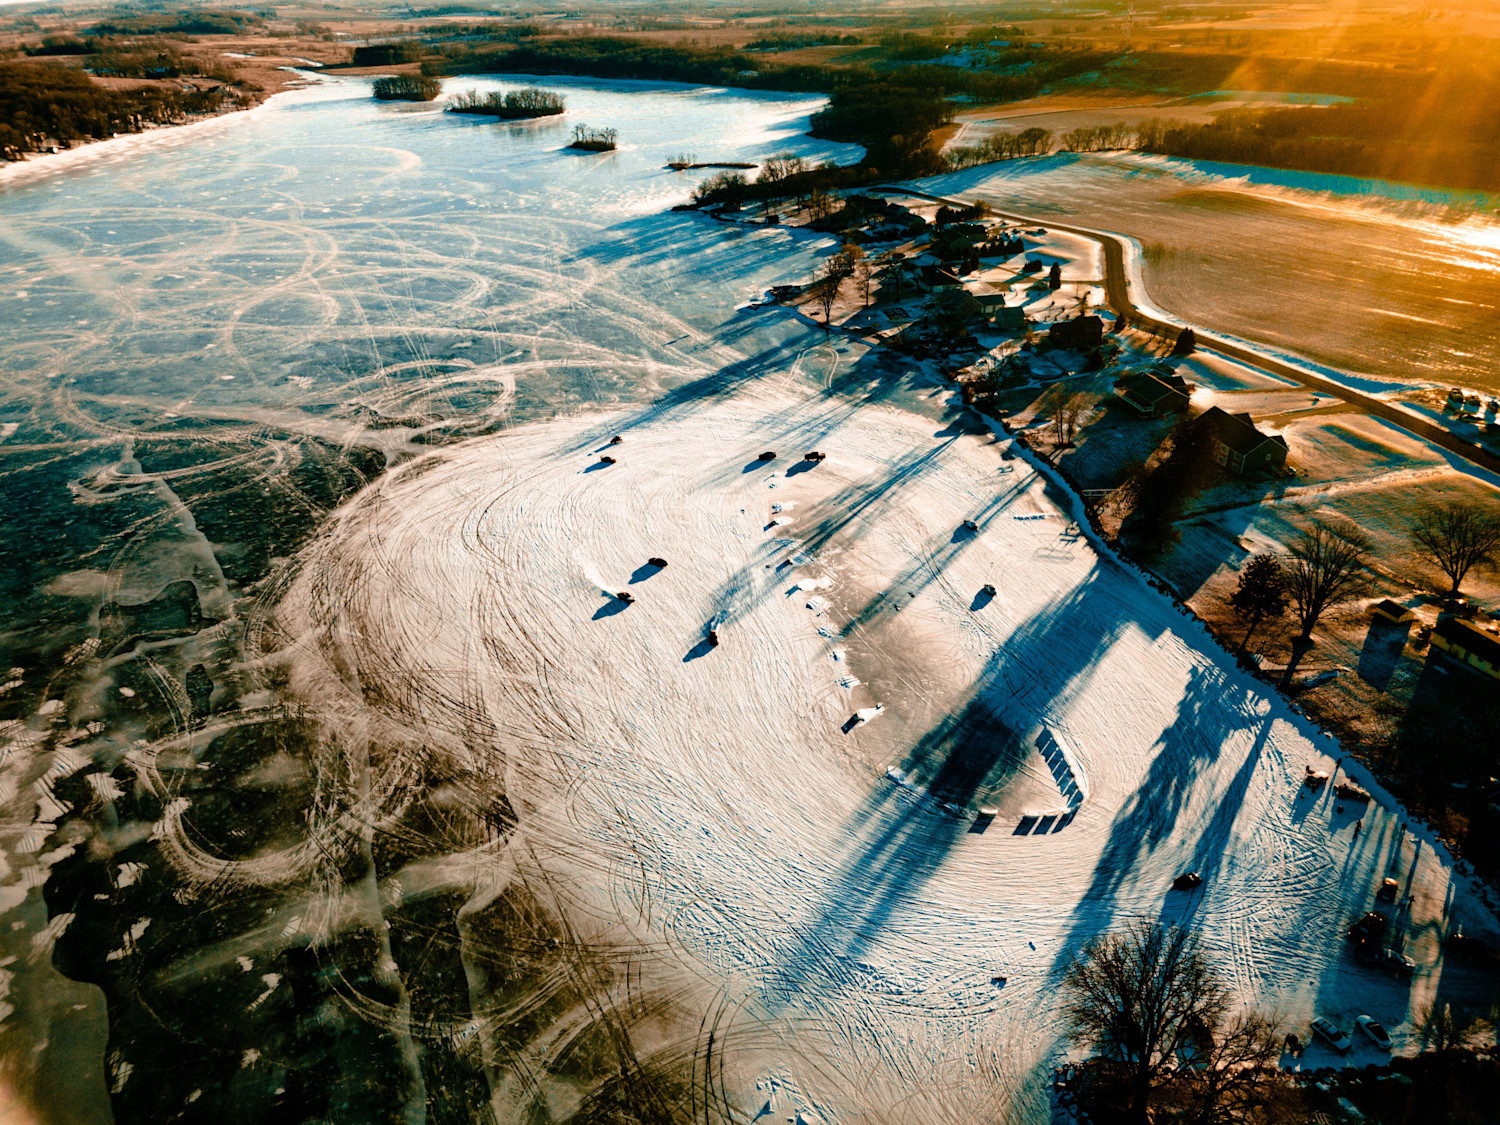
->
[[0, 61, 236, 161]]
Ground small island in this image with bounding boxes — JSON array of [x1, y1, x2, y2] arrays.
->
[[447, 87, 565, 120], [372, 74, 440, 102], [567, 123, 617, 152]]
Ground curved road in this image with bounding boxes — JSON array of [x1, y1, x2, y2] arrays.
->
[[878, 184, 1500, 477]]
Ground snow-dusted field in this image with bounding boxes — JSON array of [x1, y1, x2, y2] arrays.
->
[[274, 381, 1499, 1122]]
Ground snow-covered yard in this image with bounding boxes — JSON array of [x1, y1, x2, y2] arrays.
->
[[278, 380, 1500, 1123]]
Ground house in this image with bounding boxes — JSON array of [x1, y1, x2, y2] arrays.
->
[[916, 266, 964, 292], [1430, 615, 1500, 679], [1046, 315, 1104, 351], [969, 287, 1026, 331], [1114, 369, 1192, 417], [931, 288, 984, 334], [1371, 599, 1415, 624], [1200, 406, 1288, 473]]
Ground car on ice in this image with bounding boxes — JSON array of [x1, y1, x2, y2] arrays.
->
[[981, 583, 996, 597], [648, 557, 668, 568], [963, 519, 979, 531], [803, 451, 826, 462], [1304, 767, 1329, 789], [706, 629, 719, 647], [615, 591, 634, 605], [600, 455, 616, 464], [1172, 871, 1203, 891], [758, 451, 777, 461], [1335, 779, 1371, 801], [1310, 1017, 1352, 1053], [1355, 1016, 1392, 1050], [1377, 877, 1399, 902], [609, 435, 623, 445], [1347, 911, 1388, 942], [1356, 945, 1416, 977]]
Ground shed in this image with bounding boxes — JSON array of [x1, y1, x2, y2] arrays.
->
[[1371, 599, 1415, 624], [1114, 369, 1192, 417]]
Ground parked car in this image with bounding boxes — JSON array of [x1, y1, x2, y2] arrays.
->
[[600, 455, 616, 465], [963, 519, 979, 531], [706, 629, 719, 647], [1310, 1017, 1352, 1053], [803, 451, 826, 462], [609, 435, 623, 445], [615, 591, 634, 605], [1172, 871, 1203, 891], [1335, 780, 1371, 802], [758, 451, 777, 461], [1347, 911, 1388, 942], [648, 557, 667, 568], [981, 584, 996, 597], [1304, 767, 1329, 789], [1373, 948, 1416, 977], [1377, 877, 1399, 902], [1355, 1015, 1392, 1050]]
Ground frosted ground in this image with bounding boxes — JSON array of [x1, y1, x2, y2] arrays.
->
[[912, 153, 1500, 394], [0, 76, 1497, 1124]]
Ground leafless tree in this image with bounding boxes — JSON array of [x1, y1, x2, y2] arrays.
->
[[1417, 1001, 1480, 1052], [854, 255, 874, 307], [805, 187, 838, 222], [811, 263, 842, 329], [1049, 390, 1090, 447], [1410, 498, 1500, 598], [1064, 920, 1279, 1125], [1282, 520, 1372, 639]]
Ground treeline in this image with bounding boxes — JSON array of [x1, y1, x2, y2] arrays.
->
[[84, 9, 263, 37], [1137, 98, 1500, 193], [351, 41, 424, 67], [0, 61, 238, 161], [946, 126, 1052, 170], [744, 33, 863, 51], [88, 45, 237, 82]]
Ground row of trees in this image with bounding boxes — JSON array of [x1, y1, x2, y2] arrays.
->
[[1065, 919, 1496, 1123], [1228, 500, 1500, 667], [945, 126, 1053, 170]]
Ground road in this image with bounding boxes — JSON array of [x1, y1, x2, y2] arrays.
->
[[877, 184, 1500, 477]]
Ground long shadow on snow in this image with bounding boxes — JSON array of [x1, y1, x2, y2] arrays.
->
[[765, 578, 1140, 1012]]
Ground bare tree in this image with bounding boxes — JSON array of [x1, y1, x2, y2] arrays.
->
[[1064, 920, 1230, 1123], [1410, 498, 1500, 598], [805, 187, 838, 222], [1177, 1010, 1283, 1125], [854, 254, 874, 307], [811, 261, 843, 329], [1283, 520, 1372, 639], [1049, 390, 1089, 448]]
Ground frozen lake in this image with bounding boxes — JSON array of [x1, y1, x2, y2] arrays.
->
[[0, 76, 1496, 1125]]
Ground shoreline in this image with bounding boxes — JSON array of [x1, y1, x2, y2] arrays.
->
[[0, 79, 313, 193]]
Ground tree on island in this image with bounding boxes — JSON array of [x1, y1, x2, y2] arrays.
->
[[1410, 498, 1500, 599], [1229, 553, 1286, 652], [1063, 920, 1282, 1125], [372, 74, 441, 102]]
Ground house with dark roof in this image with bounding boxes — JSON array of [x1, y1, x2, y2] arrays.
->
[[969, 286, 1026, 331], [1046, 314, 1104, 351], [1371, 599, 1415, 624], [1114, 368, 1193, 417], [1430, 615, 1500, 680], [1200, 407, 1288, 473], [916, 265, 964, 293]]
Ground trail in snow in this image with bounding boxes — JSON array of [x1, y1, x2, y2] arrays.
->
[[262, 383, 1499, 1123]]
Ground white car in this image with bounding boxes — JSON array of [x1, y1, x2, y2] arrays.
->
[[1310, 1016, 1352, 1053], [1355, 1015, 1392, 1050]]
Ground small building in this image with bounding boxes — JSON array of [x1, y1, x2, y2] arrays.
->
[[1371, 599, 1415, 624], [1430, 615, 1500, 679], [1114, 369, 1192, 417], [969, 288, 1026, 331], [917, 265, 964, 293], [1200, 406, 1288, 474], [1046, 315, 1104, 351]]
